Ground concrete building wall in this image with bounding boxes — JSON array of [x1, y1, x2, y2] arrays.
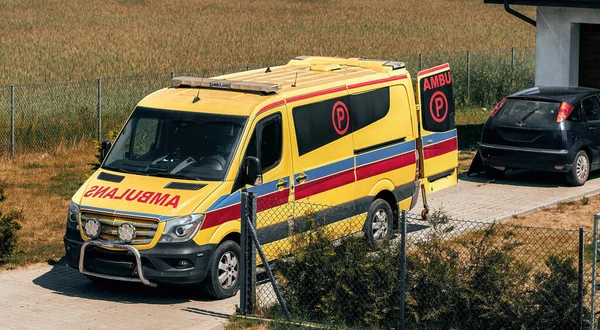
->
[[535, 7, 600, 86]]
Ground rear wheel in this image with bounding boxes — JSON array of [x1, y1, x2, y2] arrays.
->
[[202, 240, 240, 299], [364, 199, 393, 248], [566, 150, 589, 186], [484, 164, 505, 179]]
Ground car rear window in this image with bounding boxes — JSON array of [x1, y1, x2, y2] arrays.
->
[[496, 99, 560, 125]]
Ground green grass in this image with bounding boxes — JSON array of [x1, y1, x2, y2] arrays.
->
[[46, 166, 85, 199]]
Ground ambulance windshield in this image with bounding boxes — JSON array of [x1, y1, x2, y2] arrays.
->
[[102, 107, 247, 181]]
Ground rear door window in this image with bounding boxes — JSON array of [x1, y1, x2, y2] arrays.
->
[[582, 95, 600, 122], [496, 99, 560, 125]]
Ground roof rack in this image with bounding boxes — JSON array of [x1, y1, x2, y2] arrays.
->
[[171, 76, 281, 94]]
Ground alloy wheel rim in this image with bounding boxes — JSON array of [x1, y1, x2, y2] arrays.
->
[[576, 155, 589, 181], [217, 251, 238, 289], [372, 209, 389, 240]]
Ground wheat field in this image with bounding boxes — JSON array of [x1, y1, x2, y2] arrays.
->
[[0, 0, 535, 85]]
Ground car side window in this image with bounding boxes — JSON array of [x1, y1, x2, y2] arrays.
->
[[569, 104, 582, 122], [582, 96, 600, 122], [244, 114, 283, 173]]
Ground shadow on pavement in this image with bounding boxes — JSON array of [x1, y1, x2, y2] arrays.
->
[[460, 169, 600, 188], [32, 264, 220, 304]]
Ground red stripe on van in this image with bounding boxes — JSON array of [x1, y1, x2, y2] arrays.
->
[[423, 137, 457, 159], [347, 75, 407, 89], [202, 203, 240, 230], [356, 152, 416, 181], [417, 63, 450, 77], [295, 169, 355, 200], [286, 86, 347, 104], [257, 100, 285, 116], [202, 189, 290, 230]]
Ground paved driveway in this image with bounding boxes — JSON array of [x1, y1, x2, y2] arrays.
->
[[2, 170, 600, 330]]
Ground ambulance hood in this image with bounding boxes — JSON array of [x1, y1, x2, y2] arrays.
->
[[76, 171, 221, 220]]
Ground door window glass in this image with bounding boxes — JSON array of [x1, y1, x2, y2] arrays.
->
[[583, 96, 600, 121], [244, 114, 282, 173]]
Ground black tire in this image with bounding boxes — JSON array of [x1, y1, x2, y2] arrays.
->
[[203, 240, 241, 299], [484, 164, 505, 179], [566, 150, 589, 186], [364, 198, 394, 248]]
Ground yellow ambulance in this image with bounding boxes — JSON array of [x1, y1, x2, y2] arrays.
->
[[63, 57, 458, 299]]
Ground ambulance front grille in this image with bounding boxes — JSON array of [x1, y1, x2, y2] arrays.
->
[[80, 212, 158, 245]]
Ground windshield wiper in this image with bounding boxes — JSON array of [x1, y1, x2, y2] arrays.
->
[[517, 107, 539, 124], [148, 172, 201, 181]]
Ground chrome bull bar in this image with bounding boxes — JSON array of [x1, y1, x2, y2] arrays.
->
[[79, 240, 157, 288]]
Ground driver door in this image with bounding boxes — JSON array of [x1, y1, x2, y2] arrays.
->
[[239, 108, 294, 257]]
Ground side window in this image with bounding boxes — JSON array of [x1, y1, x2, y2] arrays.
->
[[582, 96, 600, 122], [349, 87, 390, 131], [569, 104, 582, 122], [244, 114, 282, 173]]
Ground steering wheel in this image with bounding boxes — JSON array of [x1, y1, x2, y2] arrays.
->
[[201, 155, 227, 170]]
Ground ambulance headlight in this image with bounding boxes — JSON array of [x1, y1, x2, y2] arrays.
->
[[83, 218, 101, 239], [66, 201, 80, 231], [118, 223, 136, 243], [159, 214, 204, 243]]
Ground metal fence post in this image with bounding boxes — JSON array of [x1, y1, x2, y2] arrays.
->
[[591, 215, 599, 330], [97, 79, 102, 142], [10, 85, 14, 159], [467, 50, 471, 104], [579, 227, 584, 330], [240, 191, 256, 315], [399, 210, 407, 330], [419, 54, 423, 72], [511, 47, 515, 68]]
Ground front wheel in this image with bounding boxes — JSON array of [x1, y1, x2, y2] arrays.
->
[[202, 240, 240, 299], [364, 198, 394, 248], [566, 150, 589, 186]]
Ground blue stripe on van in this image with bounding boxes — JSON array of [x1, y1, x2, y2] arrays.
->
[[425, 129, 457, 145], [293, 157, 355, 183], [356, 140, 416, 167]]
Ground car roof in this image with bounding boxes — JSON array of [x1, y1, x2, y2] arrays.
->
[[509, 86, 600, 104]]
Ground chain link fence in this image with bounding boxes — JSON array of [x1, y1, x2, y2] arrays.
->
[[239, 192, 597, 330], [0, 46, 534, 157]]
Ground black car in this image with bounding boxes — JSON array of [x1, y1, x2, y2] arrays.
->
[[479, 86, 600, 186]]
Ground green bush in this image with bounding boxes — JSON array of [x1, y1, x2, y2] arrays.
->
[[0, 184, 22, 265], [271, 216, 588, 330]]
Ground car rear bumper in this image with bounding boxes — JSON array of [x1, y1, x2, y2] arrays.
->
[[64, 229, 215, 286], [479, 143, 574, 172]]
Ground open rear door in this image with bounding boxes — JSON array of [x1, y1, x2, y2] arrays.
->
[[416, 63, 458, 193]]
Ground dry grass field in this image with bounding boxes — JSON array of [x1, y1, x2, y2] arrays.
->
[[0, 0, 535, 85], [0, 142, 96, 269]]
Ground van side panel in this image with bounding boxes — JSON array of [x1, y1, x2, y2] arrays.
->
[[352, 84, 418, 210]]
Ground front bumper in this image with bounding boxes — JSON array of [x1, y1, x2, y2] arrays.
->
[[64, 230, 216, 286], [479, 143, 574, 173]]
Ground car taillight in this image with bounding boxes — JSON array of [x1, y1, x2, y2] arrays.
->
[[490, 97, 507, 117], [556, 102, 574, 123]]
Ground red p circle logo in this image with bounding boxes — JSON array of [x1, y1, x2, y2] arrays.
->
[[429, 91, 448, 123], [332, 101, 350, 135]]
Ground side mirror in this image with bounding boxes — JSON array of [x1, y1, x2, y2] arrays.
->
[[100, 140, 112, 163], [244, 156, 263, 186]]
